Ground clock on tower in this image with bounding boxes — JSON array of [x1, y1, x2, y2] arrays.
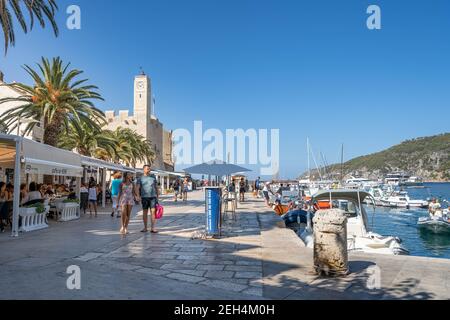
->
[[136, 81, 145, 91]]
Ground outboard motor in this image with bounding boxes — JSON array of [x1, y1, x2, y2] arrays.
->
[[300, 211, 314, 248]]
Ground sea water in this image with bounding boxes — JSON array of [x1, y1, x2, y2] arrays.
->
[[368, 183, 450, 259]]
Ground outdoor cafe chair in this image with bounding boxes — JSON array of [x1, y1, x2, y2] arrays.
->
[[222, 191, 237, 222]]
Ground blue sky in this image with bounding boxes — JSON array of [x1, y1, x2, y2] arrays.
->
[[1, 0, 450, 178]]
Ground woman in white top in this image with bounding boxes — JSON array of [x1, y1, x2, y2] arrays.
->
[[27, 182, 42, 202], [88, 181, 98, 217], [262, 182, 273, 207]]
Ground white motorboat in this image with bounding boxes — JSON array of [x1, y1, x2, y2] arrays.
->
[[364, 186, 386, 206], [381, 191, 428, 209], [418, 209, 450, 233], [345, 177, 378, 189], [381, 194, 409, 208], [400, 176, 424, 187], [408, 198, 430, 208], [384, 172, 409, 186], [299, 190, 409, 256]]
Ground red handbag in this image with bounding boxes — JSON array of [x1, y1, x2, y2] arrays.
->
[[155, 203, 164, 219]]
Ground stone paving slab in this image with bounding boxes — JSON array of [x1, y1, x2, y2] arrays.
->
[[75, 193, 266, 296], [1, 190, 448, 300]]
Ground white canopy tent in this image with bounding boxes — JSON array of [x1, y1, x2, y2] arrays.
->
[[0, 134, 144, 236], [80, 156, 137, 207], [0, 133, 179, 235], [0, 134, 84, 237], [135, 168, 188, 194]]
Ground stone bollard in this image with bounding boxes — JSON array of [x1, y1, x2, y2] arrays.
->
[[312, 209, 349, 277]]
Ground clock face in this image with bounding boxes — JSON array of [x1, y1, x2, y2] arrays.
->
[[136, 81, 145, 90]]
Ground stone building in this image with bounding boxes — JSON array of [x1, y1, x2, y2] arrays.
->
[[105, 72, 174, 171], [0, 71, 44, 142]]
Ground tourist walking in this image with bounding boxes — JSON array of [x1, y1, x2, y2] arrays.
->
[[110, 172, 122, 218], [80, 183, 89, 215], [88, 181, 98, 217], [172, 178, 181, 202], [182, 177, 189, 202], [118, 172, 136, 235], [262, 182, 273, 207], [228, 179, 236, 193], [135, 165, 159, 233], [239, 177, 246, 202], [254, 177, 261, 198]]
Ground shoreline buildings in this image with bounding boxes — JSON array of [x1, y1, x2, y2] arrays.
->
[[0, 71, 45, 142], [0, 70, 174, 172]]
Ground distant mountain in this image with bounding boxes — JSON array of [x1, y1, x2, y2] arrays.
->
[[301, 133, 450, 182]]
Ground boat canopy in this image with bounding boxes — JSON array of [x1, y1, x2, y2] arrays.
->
[[312, 189, 372, 203]]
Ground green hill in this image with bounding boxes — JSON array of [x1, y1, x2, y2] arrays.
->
[[304, 133, 450, 181]]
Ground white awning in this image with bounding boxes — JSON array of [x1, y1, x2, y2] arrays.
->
[[81, 156, 136, 173], [23, 158, 84, 177]]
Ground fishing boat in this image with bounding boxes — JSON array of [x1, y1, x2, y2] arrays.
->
[[418, 209, 450, 233], [299, 190, 409, 255]]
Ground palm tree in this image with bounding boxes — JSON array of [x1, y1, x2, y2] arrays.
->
[[0, 57, 106, 146], [111, 127, 155, 167], [58, 122, 117, 157], [0, 118, 7, 133], [0, 0, 59, 53], [59, 125, 156, 168]]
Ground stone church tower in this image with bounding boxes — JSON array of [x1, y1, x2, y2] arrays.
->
[[134, 73, 153, 134], [105, 72, 174, 171]]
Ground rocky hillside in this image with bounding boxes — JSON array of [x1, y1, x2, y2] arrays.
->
[[303, 133, 450, 182]]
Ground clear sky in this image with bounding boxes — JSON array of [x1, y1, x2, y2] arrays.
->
[[1, 0, 449, 179]]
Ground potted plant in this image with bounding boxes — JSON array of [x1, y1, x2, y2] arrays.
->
[[19, 202, 49, 232], [26, 203, 46, 214]]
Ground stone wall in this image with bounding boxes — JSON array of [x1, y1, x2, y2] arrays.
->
[[0, 79, 44, 141]]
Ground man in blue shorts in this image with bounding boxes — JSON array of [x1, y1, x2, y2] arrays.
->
[[135, 164, 159, 233]]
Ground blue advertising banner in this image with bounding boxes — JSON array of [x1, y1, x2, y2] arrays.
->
[[205, 187, 221, 235]]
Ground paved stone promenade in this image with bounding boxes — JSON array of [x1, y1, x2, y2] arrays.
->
[[0, 190, 449, 300]]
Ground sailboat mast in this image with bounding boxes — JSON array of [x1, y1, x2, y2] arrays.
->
[[307, 138, 311, 181], [340, 144, 344, 182]]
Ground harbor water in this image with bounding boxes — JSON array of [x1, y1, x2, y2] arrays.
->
[[368, 183, 450, 259]]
